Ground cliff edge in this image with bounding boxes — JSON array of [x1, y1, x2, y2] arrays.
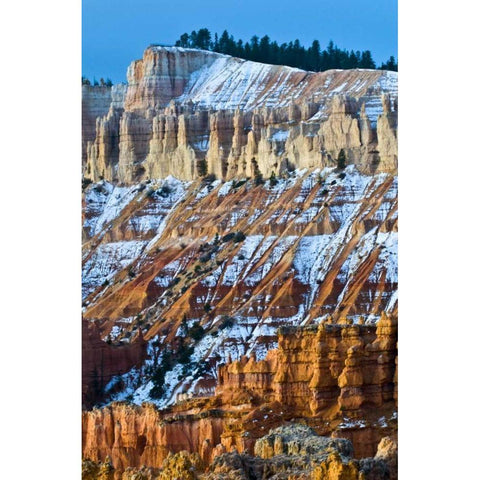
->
[[83, 47, 397, 183]]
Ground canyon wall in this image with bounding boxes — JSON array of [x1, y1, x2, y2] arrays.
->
[[217, 312, 397, 417], [83, 424, 397, 480], [82, 320, 148, 408], [82, 319, 397, 474], [82, 85, 112, 164], [84, 47, 397, 183], [81, 46, 399, 479], [82, 403, 224, 471]]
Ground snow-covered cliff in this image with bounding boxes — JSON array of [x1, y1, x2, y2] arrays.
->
[[84, 47, 397, 184]]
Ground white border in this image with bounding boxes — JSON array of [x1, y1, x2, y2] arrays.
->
[[400, 0, 479, 477], [2, 0, 81, 476]]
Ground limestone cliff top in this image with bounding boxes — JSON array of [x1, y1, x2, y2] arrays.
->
[[123, 45, 397, 114]]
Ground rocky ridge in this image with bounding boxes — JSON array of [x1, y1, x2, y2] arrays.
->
[[84, 47, 397, 183], [217, 313, 397, 420]]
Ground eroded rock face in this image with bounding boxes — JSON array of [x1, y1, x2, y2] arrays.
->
[[82, 403, 224, 470], [82, 322, 397, 474], [82, 320, 147, 408], [125, 48, 221, 112], [84, 47, 397, 183], [374, 436, 398, 480], [82, 85, 113, 165], [82, 425, 395, 479], [217, 314, 397, 418], [158, 450, 203, 480], [254, 424, 353, 459], [206, 435, 366, 480], [376, 95, 398, 172], [82, 46, 398, 480]]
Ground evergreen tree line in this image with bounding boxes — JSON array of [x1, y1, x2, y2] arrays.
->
[[174, 28, 397, 72], [82, 76, 113, 87]]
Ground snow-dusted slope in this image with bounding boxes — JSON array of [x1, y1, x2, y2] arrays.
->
[[82, 166, 397, 408], [178, 55, 397, 116], [177, 55, 308, 111], [127, 46, 397, 117]]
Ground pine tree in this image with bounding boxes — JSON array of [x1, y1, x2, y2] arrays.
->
[[227, 34, 236, 56], [236, 39, 244, 58], [269, 171, 278, 187], [189, 30, 198, 47], [250, 35, 260, 61], [380, 56, 398, 71], [212, 33, 219, 52], [197, 159, 208, 177], [176, 33, 189, 48], [259, 35, 271, 64], [308, 40, 321, 71], [244, 42, 252, 60], [337, 149, 347, 170], [348, 50, 358, 69], [291, 39, 305, 69], [326, 40, 335, 69], [270, 41, 280, 65], [360, 50, 376, 69], [196, 28, 211, 50], [219, 30, 230, 53]]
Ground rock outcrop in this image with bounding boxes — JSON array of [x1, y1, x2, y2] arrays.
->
[[84, 47, 397, 183], [82, 320, 148, 408], [82, 402, 224, 470], [206, 425, 369, 480], [253, 424, 353, 459], [82, 321, 397, 474], [125, 48, 221, 112], [217, 313, 398, 419], [82, 85, 113, 164], [82, 457, 115, 480], [82, 424, 396, 479]]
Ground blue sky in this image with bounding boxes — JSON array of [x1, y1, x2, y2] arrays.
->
[[82, 0, 397, 83]]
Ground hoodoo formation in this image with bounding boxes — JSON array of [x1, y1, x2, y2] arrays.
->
[[82, 46, 398, 479], [83, 46, 397, 183]]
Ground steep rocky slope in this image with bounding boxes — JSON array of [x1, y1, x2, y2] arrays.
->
[[82, 85, 112, 164], [82, 46, 398, 478], [82, 166, 397, 408]]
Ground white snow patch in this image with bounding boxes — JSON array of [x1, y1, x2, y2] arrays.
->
[[222, 235, 264, 286], [270, 129, 289, 142], [82, 240, 146, 298], [93, 184, 139, 235], [217, 180, 234, 196]]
